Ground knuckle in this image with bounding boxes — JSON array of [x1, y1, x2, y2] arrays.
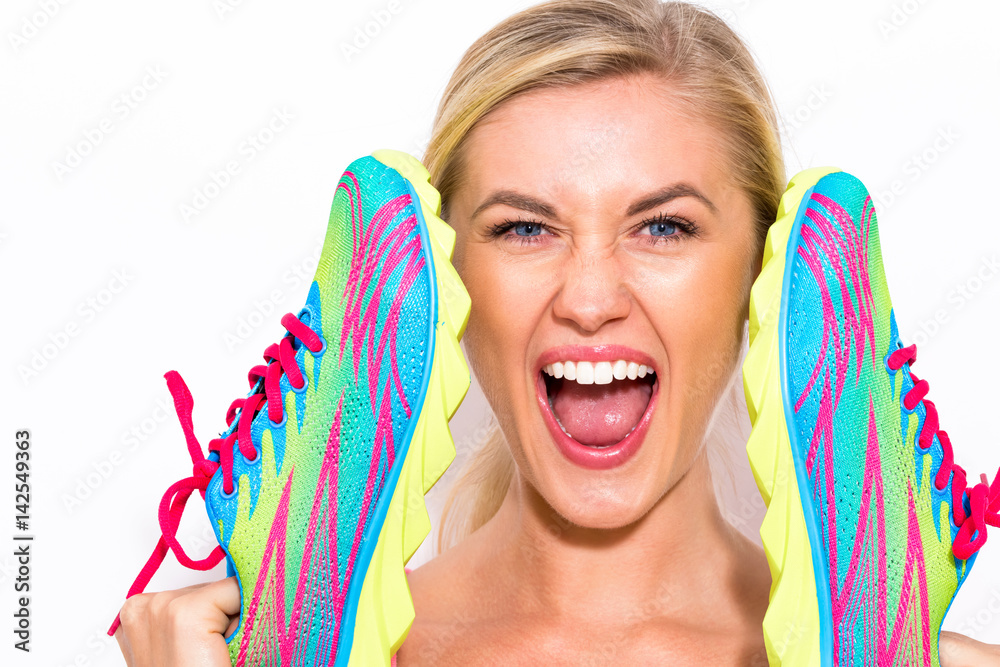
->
[[118, 594, 150, 630], [163, 595, 195, 631], [147, 591, 175, 620], [162, 595, 185, 619]]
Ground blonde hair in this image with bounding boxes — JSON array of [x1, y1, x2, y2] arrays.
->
[[424, 0, 785, 552]]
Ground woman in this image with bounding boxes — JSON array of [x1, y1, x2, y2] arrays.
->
[[113, 1, 1000, 664]]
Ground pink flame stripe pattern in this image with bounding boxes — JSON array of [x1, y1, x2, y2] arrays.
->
[[231, 168, 427, 665], [792, 190, 935, 665]]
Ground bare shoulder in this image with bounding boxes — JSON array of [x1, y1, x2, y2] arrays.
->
[[396, 537, 499, 666]]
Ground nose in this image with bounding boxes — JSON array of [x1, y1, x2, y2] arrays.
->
[[551, 249, 631, 334]]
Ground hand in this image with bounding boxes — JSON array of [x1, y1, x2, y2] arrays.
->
[[940, 630, 1000, 666], [113, 577, 240, 667]]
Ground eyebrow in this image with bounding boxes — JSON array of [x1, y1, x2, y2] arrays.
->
[[470, 183, 718, 221], [470, 190, 556, 221], [626, 184, 718, 216]]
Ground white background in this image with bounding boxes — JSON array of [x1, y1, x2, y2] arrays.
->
[[3, 0, 999, 664]]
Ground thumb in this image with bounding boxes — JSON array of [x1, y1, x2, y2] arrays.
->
[[195, 576, 241, 636], [940, 630, 1000, 667]]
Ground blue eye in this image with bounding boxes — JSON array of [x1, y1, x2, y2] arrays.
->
[[486, 219, 550, 245], [635, 214, 697, 246], [514, 222, 542, 236], [649, 220, 677, 236]]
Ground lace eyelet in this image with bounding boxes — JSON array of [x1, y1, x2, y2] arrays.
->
[[291, 375, 308, 394], [311, 336, 327, 357], [883, 350, 899, 376], [932, 470, 950, 494], [902, 400, 918, 416], [219, 482, 238, 499], [295, 306, 326, 356], [243, 448, 260, 465], [269, 413, 287, 429]]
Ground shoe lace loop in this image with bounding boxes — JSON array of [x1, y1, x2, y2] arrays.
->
[[887, 344, 1000, 560], [108, 313, 323, 636]]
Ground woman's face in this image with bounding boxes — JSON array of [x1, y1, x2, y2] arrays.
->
[[448, 73, 760, 529]]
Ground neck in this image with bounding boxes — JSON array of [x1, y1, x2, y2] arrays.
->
[[476, 451, 756, 621]]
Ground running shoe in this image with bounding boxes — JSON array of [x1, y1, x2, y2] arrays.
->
[[743, 168, 1000, 666], [108, 149, 471, 667]]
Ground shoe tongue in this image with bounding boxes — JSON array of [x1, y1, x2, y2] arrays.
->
[[551, 378, 651, 447]]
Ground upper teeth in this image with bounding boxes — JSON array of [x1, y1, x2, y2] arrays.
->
[[543, 360, 653, 385]]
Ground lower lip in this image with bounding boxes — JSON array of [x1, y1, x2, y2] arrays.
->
[[535, 371, 658, 470]]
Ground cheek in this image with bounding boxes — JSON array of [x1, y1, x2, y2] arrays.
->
[[634, 243, 751, 429], [454, 243, 548, 408], [636, 245, 748, 347]]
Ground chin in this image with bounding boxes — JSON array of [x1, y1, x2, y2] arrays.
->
[[546, 478, 659, 531], [524, 434, 673, 532]]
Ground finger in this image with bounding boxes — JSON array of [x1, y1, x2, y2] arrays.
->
[[188, 576, 241, 635], [198, 579, 242, 667], [166, 578, 242, 666], [114, 626, 135, 666], [940, 631, 1000, 667], [141, 579, 221, 597], [200, 576, 241, 615]]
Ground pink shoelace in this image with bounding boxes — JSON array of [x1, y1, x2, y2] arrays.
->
[[887, 344, 1000, 560], [108, 313, 324, 636]]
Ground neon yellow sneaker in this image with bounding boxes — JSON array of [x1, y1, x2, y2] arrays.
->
[[110, 150, 471, 666], [743, 168, 1000, 666]]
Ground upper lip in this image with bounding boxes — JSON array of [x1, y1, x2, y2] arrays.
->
[[534, 344, 658, 376]]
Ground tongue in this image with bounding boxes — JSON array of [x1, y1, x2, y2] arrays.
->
[[551, 379, 652, 447]]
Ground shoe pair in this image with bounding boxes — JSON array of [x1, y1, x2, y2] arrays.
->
[[109, 152, 999, 666], [744, 168, 1000, 665], [108, 150, 470, 666]]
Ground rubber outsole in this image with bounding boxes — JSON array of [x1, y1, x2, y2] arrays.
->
[[343, 149, 471, 667], [742, 167, 840, 667]]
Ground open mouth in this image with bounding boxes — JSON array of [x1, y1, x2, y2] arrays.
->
[[535, 353, 659, 469]]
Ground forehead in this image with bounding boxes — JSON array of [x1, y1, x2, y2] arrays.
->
[[459, 73, 732, 209]]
